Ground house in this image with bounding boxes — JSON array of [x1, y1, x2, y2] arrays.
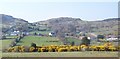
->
[[106, 38, 118, 41], [22, 32, 29, 36], [106, 35, 118, 41], [10, 30, 20, 36], [88, 33, 97, 40], [49, 32, 56, 37]]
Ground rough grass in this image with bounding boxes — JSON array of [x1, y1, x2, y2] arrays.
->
[[16, 36, 63, 46], [5, 36, 18, 39], [29, 31, 51, 35], [0, 39, 14, 50], [0, 51, 2, 58], [2, 52, 118, 57], [65, 37, 81, 45]]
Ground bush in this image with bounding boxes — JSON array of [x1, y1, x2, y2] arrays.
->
[[71, 41, 75, 46], [81, 36, 90, 46], [31, 43, 37, 48], [97, 35, 105, 39]]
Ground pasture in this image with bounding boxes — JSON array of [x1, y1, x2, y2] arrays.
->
[[1, 36, 119, 57], [2, 51, 118, 57], [65, 37, 81, 45], [5, 36, 18, 39], [16, 36, 63, 46], [0, 39, 14, 50], [29, 31, 51, 35]]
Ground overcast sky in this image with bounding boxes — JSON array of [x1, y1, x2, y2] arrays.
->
[[0, 0, 119, 23]]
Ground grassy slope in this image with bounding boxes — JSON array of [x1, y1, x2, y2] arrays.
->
[[1, 36, 18, 50], [5, 36, 18, 39], [29, 31, 51, 35], [65, 37, 81, 45], [17, 36, 63, 46], [1, 39, 14, 50], [2, 52, 118, 57], [1, 36, 118, 57]]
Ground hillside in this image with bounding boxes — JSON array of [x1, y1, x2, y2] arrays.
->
[[1, 14, 119, 36], [35, 17, 119, 35], [0, 14, 32, 33]]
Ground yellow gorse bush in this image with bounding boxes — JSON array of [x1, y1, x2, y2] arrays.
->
[[7, 43, 119, 52]]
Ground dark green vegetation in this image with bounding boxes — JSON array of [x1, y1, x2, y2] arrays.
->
[[81, 37, 90, 45]]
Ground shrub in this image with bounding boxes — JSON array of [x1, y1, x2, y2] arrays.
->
[[29, 47, 35, 52], [31, 43, 37, 48], [81, 36, 90, 46]]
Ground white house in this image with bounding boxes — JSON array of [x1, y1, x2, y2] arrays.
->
[[10, 30, 20, 36], [106, 38, 118, 41], [49, 32, 56, 37], [49, 32, 52, 36]]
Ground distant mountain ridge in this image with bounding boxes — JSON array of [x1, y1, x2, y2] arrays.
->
[[102, 18, 119, 21], [1, 14, 119, 35], [35, 17, 119, 35], [1, 14, 28, 24]]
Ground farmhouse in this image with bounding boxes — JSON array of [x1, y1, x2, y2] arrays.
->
[[22, 32, 29, 35], [49, 32, 56, 37], [106, 35, 118, 41], [10, 30, 20, 36], [106, 38, 118, 41]]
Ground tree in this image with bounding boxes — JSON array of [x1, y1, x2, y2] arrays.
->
[[81, 36, 90, 46], [97, 35, 105, 39], [15, 38, 19, 42], [31, 43, 37, 48], [34, 32, 37, 35], [71, 41, 75, 46], [30, 43, 37, 52]]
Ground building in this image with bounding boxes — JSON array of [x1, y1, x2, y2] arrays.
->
[[10, 30, 20, 36], [49, 32, 56, 37]]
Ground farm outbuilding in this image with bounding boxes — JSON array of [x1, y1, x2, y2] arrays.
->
[[49, 32, 56, 37]]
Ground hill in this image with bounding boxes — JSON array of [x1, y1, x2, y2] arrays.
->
[[0, 14, 33, 33], [1, 14, 119, 36], [35, 17, 119, 35]]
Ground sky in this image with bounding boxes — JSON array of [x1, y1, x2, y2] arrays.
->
[[0, 0, 119, 23]]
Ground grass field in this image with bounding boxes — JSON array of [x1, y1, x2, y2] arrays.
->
[[1, 36, 119, 57], [16, 36, 63, 46], [0, 39, 14, 50], [65, 37, 81, 45], [0, 51, 2, 58], [2, 51, 118, 57], [29, 31, 51, 35], [5, 36, 18, 39]]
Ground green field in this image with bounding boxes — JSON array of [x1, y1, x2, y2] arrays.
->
[[1, 36, 119, 57], [2, 52, 118, 57], [0, 39, 14, 50], [0, 51, 1, 58], [65, 37, 81, 45], [16, 36, 63, 46], [5, 36, 18, 39]]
